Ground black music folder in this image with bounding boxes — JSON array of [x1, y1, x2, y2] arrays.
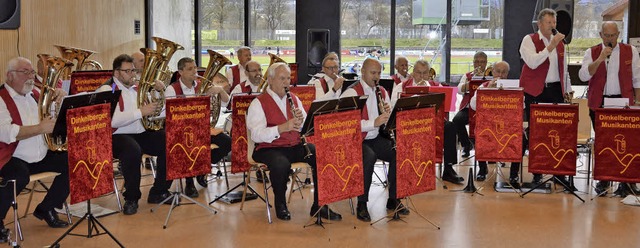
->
[[52, 90, 121, 138]]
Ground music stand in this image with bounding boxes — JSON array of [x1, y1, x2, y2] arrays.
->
[[51, 90, 124, 248], [370, 94, 441, 229], [302, 96, 367, 228]]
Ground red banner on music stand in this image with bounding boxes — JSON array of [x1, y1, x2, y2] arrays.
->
[[70, 70, 112, 94], [165, 97, 211, 180], [289, 63, 298, 85], [468, 80, 486, 138], [231, 94, 257, 173], [66, 103, 114, 204], [314, 110, 363, 206], [289, 85, 315, 112], [594, 108, 640, 183], [396, 107, 436, 198], [528, 104, 578, 175], [474, 89, 523, 162]]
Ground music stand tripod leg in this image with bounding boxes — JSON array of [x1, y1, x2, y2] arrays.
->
[[590, 184, 611, 201], [303, 205, 329, 229], [51, 200, 124, 248], [405, 197, 440, 229], [370, 200, 407, 226]]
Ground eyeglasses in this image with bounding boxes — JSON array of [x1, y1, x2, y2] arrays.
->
[[117, 69, 136, 74], [10, 69, 37, 76], [413, 71, 430, 76], [247, 68, 262, 73], [602, 33, 618, 38], [324, 66, 340, 71]]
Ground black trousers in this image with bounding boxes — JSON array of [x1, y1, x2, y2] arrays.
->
[[510, 84, 564, 178], [113, 130, 171, 201], [253, 143, 318, 207], [361, 136, 397, 202], [186, 133, 232, 184], [443, 121, 457, 165], [0, 151, 69, 224], [452, 108, 471, 148]]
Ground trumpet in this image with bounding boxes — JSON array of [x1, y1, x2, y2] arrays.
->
[[284, 87, 312, 159], [375, 80, 396, 148]]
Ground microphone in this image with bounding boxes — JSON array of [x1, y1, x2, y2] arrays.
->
[[551, 29, 566, 44], [605, 42, 613, 67]]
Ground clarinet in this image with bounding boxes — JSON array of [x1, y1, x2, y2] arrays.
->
[[284, 87, 313, 159], [375, 82, 396, 148]]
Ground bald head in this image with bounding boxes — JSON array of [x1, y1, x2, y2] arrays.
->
[[131, 51, 145, 72], [245, 60, 262, 85], [600, 21, 620, 48], [492, 61, 510, 79], [361, 58, 382, 87]]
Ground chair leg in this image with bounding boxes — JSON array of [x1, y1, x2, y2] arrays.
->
[[262, 169, 272, 224], [113, 177, 123, 211], [150, 157, 157, 178], [62, 202, 72, 224], [22, 181, 37, 219]]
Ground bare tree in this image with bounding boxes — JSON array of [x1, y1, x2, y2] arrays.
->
[[263, 0, 288, 39]]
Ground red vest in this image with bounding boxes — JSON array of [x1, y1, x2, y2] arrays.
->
[[0, 85, 35, 169], [238, 81, 253, 94], [401, 78, 441, 92], [391, 74, 402, 85], [230, 65, 241, 93], [459, 72, 474, 110], [587, 43, 635, 109], [519, 33, 566, 96], [255, 93, 301, 150], [352, 83, 388, 139], [318, 77, 329, 94], [170, 81, 200, 97]]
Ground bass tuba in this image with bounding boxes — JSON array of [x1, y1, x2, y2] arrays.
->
[[258, 53, 287, 92], [37, 54, 74, 151], [198, 50, 231, 127], [137, 37, 184, 131], [54, 45, 103, 80]]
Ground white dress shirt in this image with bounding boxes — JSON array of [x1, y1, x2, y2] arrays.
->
[[165, 79, 230, 109], [230, 81, 260, 96], [225, 64, 248, 87], [308, 73, 342, 100], [520, 30, 572, 93], [0, 84, 48, 163], [578, 43, 640, 95], [394, 73, 410, 84], [246, 87, 306, 144], [341, 80, 389, 140], [457, 73, 470, 95], [96, 78, 145, 134]]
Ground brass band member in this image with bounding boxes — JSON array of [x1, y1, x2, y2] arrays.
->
[[226, 46, 252, 93], [0, 57, 70, 233], [390, 60, 442, 107], [164, 57, 231, 198], [96, 54, 171, 215], [247, 62, 341, 221], [454, 51, 487, 158], [579, 22, 640, 197], [390, 56, 411, 85], [229, 60, 262, 95], [131, 51, 145, 81], [341, 58, 409, 222], [518, 8, 573, 188], [308, 56, 344, 100]]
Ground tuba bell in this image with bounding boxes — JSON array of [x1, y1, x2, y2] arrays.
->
[[37, 54, 74, 151], [54, 45, 103, 80], [137, 37, 184, 131], [198, 50, 232, 128], [427, 67, 437, 81], [258, 53, 287, 92], [484, 66, 493, 77]]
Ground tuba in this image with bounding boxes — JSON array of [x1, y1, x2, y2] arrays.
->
[[198, 50, 232, 127], [37, 54, 74, 151], [54, 45, 103, 80], [427, 67, 437, 81], [258, 53, 287, 92], [484, 66, 493, 77], [137, 37, 184, 131]]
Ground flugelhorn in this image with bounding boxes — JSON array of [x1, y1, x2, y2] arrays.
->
[[37, 54, 74, 151], [54, 45, 102, 80], [199, 50, 232, 127], [284, 87, 312, 159], [258, 53, 287, 92]]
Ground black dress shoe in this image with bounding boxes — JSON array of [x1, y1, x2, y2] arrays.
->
[[256, 171, 270, 183], [442, 171, 464, 185], [196, 175, 208, 188], [310, 205, 342, 221], [553, 176, 577, 191], [275, 204, 291, 220], [147, 192, 175, 204], [508, 177, 521, 189], [184, 182, 199, 198], [595, 181, 610, 196], [386, 199, 410, 215], [614, 184, 630, 198], [475, 174, 486, 181], [33, 208, 69, 228], [462, 148, 471, 158], [0, 227, 9, 243], [531, 174, 543, 185], [122, 200, 138, 215], [356, 202, 371, 222]]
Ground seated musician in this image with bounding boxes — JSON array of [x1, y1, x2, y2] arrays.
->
[[164, 57, 231, 198], [390, 59, 462, 185], [226, 46, 252, 93], [246, 62, 341, 221], [454, 51, 488, 158], [96, 54, 171, 215], [229, 60, 262, 95], [340, 58, 409, 221], [308, 55, 344, 100], [390, 56, 411, 86], [0, 57, 70, 238]]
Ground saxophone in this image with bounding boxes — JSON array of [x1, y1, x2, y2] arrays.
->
[[137, 37, 184, 131], [37, 54, 74, 151], [198, 50, 231, 127]]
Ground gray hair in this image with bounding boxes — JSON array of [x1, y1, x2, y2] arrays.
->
[[474, 51, 487, 60], [413, 59, 430, 70], [267, 62, 290, 78], [537, 8, 556, 21], [237, 46, 252, 56], [6, 57, 29, 75]]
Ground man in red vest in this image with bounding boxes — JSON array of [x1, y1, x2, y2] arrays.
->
[[517, 8, 573, 189], [96, 54, 170, 215], [308, 56, 345, 100], [578, 22, 640, 197], [131, 51, 145, 83], [0, 57, 70, 237], [247, 62, 341, 221], [164, 57, 231, 198], [225, 46, 252, 94], [230, 60, 262, 95], [454, 51, 487, 158], [341, 58, 410, 222], [390, 56, 411, 86]]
